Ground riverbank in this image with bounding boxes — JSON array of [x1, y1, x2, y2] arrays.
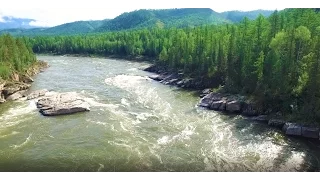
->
[[39, 52, 156, 63], [0, 60, 49, 103], [144, 64, 320, 141]]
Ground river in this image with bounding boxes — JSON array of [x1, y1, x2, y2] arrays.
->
[[0, 55, 319, 172]]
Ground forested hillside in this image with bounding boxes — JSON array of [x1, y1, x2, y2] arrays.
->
[[28, 8, 320, 123], [220, 10, 274, 22], [0, 8, 273, 36], [0, 34, 37, 79], [96, 8, 228, 31]]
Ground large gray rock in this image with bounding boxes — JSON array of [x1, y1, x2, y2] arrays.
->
[[2, 83, 31, 96], [36, 92, 90, 116], [282, 123, 302, 136], [199, 94, 214, 108], [210, 100, 224, 110], [301, 127, 319, 139], [27, 89, 48, 100], [198, 93, 223, 108], [200, 88, 212, 98], [268, 119, 286, 129], [148, 74, 164, 81], [219, 101, 226, 111], [248, 115, 268, 122], [226, 100, 241, 113]]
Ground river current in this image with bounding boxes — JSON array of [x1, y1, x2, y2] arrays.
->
[[0, 55, 319, 172]]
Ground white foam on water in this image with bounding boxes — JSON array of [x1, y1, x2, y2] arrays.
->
[[157, 125, 196, 145], [127, 68, 137, 72], [97, 164, 104, 172], [0, 101, 38, 129], [86, 119, 107, 127], [104, 74, 172, 115], [120, 121, 129, 132], [10, 133, 32, 149], [199, 116, 307, 172], [84, 97, 119, 109], [0, 131, 19, 138], [121, 98, 130, 107]]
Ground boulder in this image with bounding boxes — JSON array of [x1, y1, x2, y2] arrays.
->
[[248, 115, 268, 122], [219, 101, 226, 111], [36, 92, 90, 116], [2, 86, 20, 96], [148, 74, 167, 81], [226, 100, 242, 113], [282, 123, 302, 136], [301, 127, 319, 139], [198, 93, 223, 108], [200, 88, 212, 98], [210, 100, 224, 110], [27, 89, 49, 100], [168, 78, 179, 85], [6, 90, 27, 101], [268, 119, 286, 129]]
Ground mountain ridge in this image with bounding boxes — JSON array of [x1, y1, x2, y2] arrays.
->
[[0, 8, 275, 36]]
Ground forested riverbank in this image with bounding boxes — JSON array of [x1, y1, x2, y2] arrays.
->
[[0, 34, 48, 103], [26, 8, 320, 125]]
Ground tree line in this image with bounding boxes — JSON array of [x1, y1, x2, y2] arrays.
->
[[0, 34, 36, 79], [28, 8, 320, 123]]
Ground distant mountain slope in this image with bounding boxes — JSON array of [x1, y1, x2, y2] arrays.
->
[[220, 10, 274, 22], [0, 8, 275, 36], [96, 8, 229, 32], [43, 20, 107, 35], [0, 16, 41, 29]]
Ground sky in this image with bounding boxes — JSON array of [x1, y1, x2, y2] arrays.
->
[[0, 8, 284, 27]]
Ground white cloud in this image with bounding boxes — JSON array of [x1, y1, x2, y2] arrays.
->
[[0, 8, 284, 27]]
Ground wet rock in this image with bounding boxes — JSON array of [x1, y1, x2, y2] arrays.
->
[[210, 100, 224, 110], [268, 119, 286, 129], [226, 100, 242, 113], [36, 92, 90, 116], [248, 115, 268, 122], [301, 127, 319, 139], [27, 89, 49, 100], [6, 90, 27, 101], [168, 78, 179, 85], [282, 123, 302, 136], [199, 93, 223, 108], [144, 65, 159, 73], [200, 88, 212, 98], [2, 86, 20, 96], [148, 74, 165, 81], [219, 101, 226, 111], [199, 93, 214, 108]]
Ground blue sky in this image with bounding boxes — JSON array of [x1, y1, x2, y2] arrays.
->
[[0, 8, 284, 27]]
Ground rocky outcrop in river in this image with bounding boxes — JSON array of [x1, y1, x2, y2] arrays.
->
[[35, 92, 90, 116], [145, 65, 217, 89]]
